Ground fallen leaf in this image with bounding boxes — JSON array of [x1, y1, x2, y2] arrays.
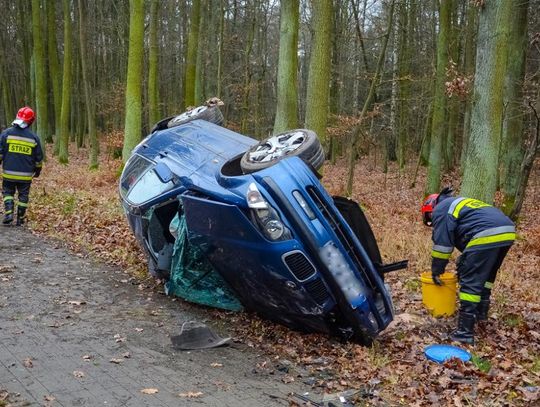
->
[[140, 388, 159, 395], [68, 300, 86, 306], [73, 370, 85, 378], [109, 358, 123, 364], [82, 355, 93, 361], [282, 375, 295, 383], [43, 394, 55, 406], [122, 352, 131, 359], [0, 266, 14, 273], [135, 328, 144, 332], [178, 391, 203, 398], [210, 363, 223, 368], [23, 358, 33, 368], [113, 333, 126, 343]]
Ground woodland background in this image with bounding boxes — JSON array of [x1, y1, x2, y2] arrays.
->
[[0, 0, 539, 405]]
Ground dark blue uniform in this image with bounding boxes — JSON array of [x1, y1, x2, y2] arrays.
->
[[0, 125, 43, 225], [431, 195, 515, 308]]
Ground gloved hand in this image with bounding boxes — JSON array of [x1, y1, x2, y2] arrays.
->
[[432, 272, 443, 286], [34, 168, 41, 178]]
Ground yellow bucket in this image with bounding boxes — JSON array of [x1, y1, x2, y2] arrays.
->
[[420, 272, 457, 317]]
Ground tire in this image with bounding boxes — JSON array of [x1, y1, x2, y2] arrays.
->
[[240, 129, 324, 174], [167, 105, 224, 128]]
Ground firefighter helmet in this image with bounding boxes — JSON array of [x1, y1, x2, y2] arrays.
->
[[13, 106, 36, 128], [421, 193, 439, 226]]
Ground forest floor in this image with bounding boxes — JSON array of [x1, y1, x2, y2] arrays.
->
[[10, 142, 540, 406]]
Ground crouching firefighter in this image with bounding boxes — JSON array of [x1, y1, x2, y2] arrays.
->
[[0, 107, 43, 226], [421, 187, 515, 344]]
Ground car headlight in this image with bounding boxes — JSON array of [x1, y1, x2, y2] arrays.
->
[[246, 183, 291, 241], [320, 242, 366, 307]]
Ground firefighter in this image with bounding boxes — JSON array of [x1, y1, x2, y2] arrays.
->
[[421, 187, 515, 344], [0, 107, 43, 226]]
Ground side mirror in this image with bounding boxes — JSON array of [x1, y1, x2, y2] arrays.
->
[[154, 162, 174, 183]]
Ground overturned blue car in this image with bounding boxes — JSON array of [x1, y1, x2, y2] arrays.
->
[[119, 106, 407, 345]]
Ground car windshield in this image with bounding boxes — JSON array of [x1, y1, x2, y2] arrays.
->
[[120, 154, 153, 198], [126, 168, 175, 205]]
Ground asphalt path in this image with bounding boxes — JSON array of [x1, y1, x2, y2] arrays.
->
[[0, 225, 312, 406]]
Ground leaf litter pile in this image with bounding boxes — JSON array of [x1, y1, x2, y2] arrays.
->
[[28, 145, 539, 406]]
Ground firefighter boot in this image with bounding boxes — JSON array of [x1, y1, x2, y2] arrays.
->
[[3, 200, 14, 225], [450, 311, 476, 344], [476, 299, 490, 322], [16, 206, 27, 226]]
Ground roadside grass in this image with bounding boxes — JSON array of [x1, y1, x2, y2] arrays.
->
[[21, 141, 540, 406]]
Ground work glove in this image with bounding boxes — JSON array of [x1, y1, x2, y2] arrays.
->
[[432, 272, 443, 286], [34, 168, 41, 178]]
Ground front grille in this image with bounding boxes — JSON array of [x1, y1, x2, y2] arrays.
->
[[307, 187, 376, 291], [283, 251, 316, 281], [304, 278, 330, 305]]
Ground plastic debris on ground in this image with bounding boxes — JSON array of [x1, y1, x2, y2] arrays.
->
[[424, 344, 472, 363], [170, 321, 231, 350]]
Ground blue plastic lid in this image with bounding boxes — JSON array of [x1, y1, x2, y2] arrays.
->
[[424, 344, 471, 363]]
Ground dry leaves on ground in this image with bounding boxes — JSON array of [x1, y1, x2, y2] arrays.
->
[[178, 391, 203, 398], [140, 388, 159, 395]]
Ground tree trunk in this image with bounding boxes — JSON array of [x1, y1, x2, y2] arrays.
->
[[78, 0, 98, 169], [273, 0, 299, 134], [461, 0, 512, 202], [58, 0, 72, 163], [501, 0, 529, 215], [31, 0, 49, 147], [194, 0, 207, 104], [346, 0, 395, 195], [148, 0, 160, 127], [425, 0, 451, 195], [184, 0, 200, 108], [460, 1, 479, 173], [305, 0, 333, 146], [397, 0, 410, 173], [240, 1, 258, 134], [122, 0, 144, 163], [509, 95, 539, 220], [47, 0, 61, 144]]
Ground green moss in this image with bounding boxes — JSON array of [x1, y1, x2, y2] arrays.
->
[[502, 313, 523, 328], [405, 278, 421, 292], [471, 354, 491, 373]]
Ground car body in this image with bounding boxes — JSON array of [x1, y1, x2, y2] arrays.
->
[[120, 119, 406, 344]]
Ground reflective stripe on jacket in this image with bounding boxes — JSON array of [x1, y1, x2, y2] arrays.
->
[[430, 196, 515, 274], [0, 126, 43, 182]]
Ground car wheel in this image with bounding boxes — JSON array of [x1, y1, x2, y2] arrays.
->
[[240, 129, 324, 174], [167, 105, 224, 128]]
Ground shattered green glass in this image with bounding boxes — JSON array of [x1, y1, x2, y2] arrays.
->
[[165, 213, 243, 312]]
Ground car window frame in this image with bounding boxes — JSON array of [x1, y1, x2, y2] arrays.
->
[[121, 154, 176, 206]]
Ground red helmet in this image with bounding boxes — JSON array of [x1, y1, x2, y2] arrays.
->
[[13, 106, 36, 128], [421, 193, 439, 226]]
